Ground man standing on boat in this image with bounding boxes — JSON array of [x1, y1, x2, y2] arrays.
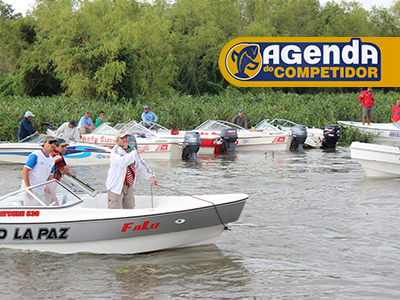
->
[[232, 109, 248, 129], [141, 105, 158, 128], [391, 100, 400, 123], [52, 138, 73, 181], [106, 130, 158, 209], [18, 111, 39, 141], [358, 87, 374, 125], [22, 136, 56, 189]]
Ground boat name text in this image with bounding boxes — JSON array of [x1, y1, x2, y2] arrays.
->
[[0, 210, 40, 217], [0, 227, 71, 240], [121, 221, 160, 232]]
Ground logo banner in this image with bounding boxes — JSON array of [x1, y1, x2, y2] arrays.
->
[[219, 37, 400, 87]]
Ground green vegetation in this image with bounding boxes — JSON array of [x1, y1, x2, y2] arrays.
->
[[1, 0, 400, 99], [1, 90, 398, 144]]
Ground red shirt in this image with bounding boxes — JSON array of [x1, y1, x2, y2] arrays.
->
[[51, 150, 67, 181], [358, 90, 374, 107], [392, 106, 400, 123]]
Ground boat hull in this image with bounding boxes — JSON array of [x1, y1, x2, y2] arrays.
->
[[0, 144, 111, 165], [0, 194, 247, 254], [339, 121, 400, 146], [81, 134, 182, 160], [350, 141, 400, 177]]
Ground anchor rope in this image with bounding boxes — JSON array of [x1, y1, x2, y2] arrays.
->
[[150, 183, 230, 230]]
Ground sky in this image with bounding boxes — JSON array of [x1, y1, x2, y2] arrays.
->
[[4, 0, 397, 16]]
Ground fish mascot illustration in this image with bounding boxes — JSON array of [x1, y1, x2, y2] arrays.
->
[[231, 45, 260, 79]]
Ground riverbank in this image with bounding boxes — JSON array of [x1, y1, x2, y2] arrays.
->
[[1, 90, 398, 142]]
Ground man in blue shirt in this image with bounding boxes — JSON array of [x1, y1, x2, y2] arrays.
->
[[18, 111, 39, 141], [141, 105, 158, 128], [78, 110, 96, 135]]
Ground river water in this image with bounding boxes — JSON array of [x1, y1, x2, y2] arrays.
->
[[1, 147, 400, 299]]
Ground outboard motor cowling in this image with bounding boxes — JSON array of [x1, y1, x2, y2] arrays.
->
[[128, 134, 138, 149], [182, 131, 201, 159], [291, 125, 307, 151], [322, 125, 340, 149], [220, 128, 238, 153]]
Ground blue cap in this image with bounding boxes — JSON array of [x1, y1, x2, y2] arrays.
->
[[144, 105, 149, 109], [69, 119, 77, 127], [238, 109, 243, 112], [25, 111, 34, 117]]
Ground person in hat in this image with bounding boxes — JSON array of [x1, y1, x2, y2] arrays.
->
[[141, 105, 158, 128], [106, 130, 158, 209], [95, 111, 107, 128], [18, 111, 39, 141], [21, 136, 56, 191], [358, 87, 374, 125], [78, 110, 96, 135], [55, 120, 80, 142], [51, 138, 73, 181], [232, 109, 248, 129]]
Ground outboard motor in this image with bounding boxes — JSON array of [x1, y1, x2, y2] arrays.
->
[[322, 125, 340, 149], [128, 134, 138, 149], [220, 128, 238, 153], [291, 125, 307, 151], [182, 131, 201, 159]]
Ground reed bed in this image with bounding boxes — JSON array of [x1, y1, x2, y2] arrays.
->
[[1, 90, 399, 144]]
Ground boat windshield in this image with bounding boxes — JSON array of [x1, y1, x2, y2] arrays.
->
[[18, 133, 46, 144], [0, 179, 83, 208], [114, 121, 155, 137], [268, 119, 298, 129], [195, 120, 244, 131], [91, 122, 116, 135], [255, 119, 283, 131]]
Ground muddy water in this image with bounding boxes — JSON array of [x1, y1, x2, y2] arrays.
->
[[1, 147, 400, 299]]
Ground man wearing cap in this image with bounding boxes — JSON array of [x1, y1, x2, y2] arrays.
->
[[18, 111, 39, 141], [106, 130, 158, 209], [55, 120, 80, 142], [141, 105, 158, 128], [51, 138, 73, 181], [22, 136, 56, 191], [232, 109, 248, 129], [78, 110, 96, 135]]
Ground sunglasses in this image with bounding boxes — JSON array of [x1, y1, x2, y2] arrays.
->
[[47, 141, 56, 144]]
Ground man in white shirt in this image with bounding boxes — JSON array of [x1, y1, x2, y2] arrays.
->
[[55, 120, 80, 142], [106, 130, 157, 209], [21, 136, 57, 203]]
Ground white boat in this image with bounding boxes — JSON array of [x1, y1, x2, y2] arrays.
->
[[338, 121, 400, 146], [266, 119, 325, 148], [140, 122, 221, 155], [0, 134, 111, 165], [194, 120, 291, 152], [350, 141, 400, 177], [79, 122, 189, 160], [0, 175, 247, 254]]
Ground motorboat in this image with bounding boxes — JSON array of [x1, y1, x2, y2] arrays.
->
[[78, 122, 201, 160], [0, 175, 247, 254], [266, 119, 340, 149], [138, 121, 221, 155], [194, 119, 291, 152], [338, 121, 400, 146], [0, 133, 111, 166], [350, 141, 400, 177]]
